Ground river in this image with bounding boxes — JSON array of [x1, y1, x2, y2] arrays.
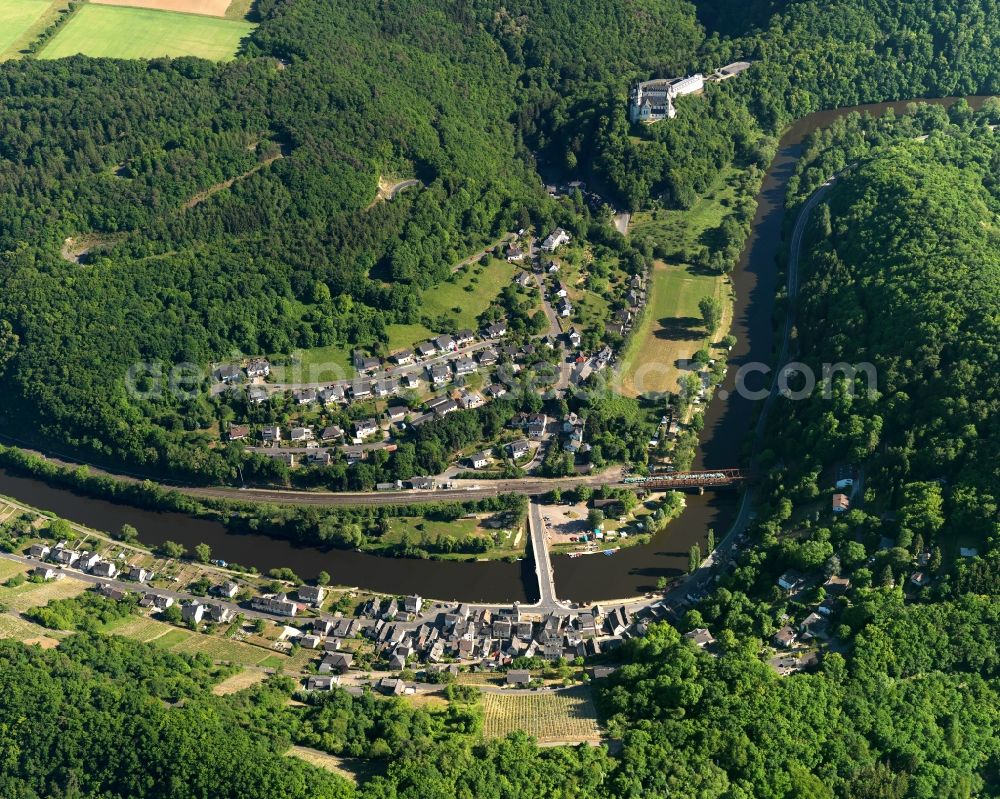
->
[[0, 96, 987, 603]]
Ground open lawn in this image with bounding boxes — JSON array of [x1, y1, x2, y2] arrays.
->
[[619, 169, 739, 397], [617, 262, 729, 397], [0, 0, 50, 57], [268, 344, 355, 384], [481, 688, 602, 744], [108, 614, 292, 667], [376, 514, 525, 560], [38, 3, 254, 60], [385, 259, 519, 349]]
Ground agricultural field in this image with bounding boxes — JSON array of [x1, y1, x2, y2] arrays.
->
[[38, 3, 254, 60], [1, 576, 89, 612], [93, 0, 232, 16], [0, 0, 50, 57], [481, 688, 603, 744], [619, 168, 739, 397]]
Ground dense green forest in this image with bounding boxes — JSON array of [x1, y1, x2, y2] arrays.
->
[[3, 0, 1000, 478]]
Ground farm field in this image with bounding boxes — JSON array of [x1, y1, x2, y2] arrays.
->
[[1, 576, 89, 612], [0, 612, 63, 646], [93, 0, 232, 16], [211, 668, 266, 695], [0, 0, 50, 57], [481, 688, 602, 744], [38, 4, 254, 60], [619, 169, 738, 397]]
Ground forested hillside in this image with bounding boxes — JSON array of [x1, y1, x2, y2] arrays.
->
[[4, 0, 1000, 477]]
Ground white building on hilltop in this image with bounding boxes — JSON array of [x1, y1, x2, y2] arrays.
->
[[629, 74, 705, 123]]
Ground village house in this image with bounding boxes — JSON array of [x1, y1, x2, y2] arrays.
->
[[214, 363, 243, 384], [506, 669, 531, 687], [832, 493, 850, 513], [212, 581, 240, 599], [508, 439, 530, 460], [470, 450, 493, 470], [478, 347, 499, 366], [385, 405, 409, 424], [483, 383, 507, 399], [299, 634, 321, 649], [684, 628, 716, 648], [558, 298, 573, 318], [77, 552, 100, 572], [483, 321, 508, 338], [540, 228, 571, 252], [50, 546, 80, 567], [319, 385, 346, 405], [455, 329, 475, 347], [404, 595, 423, 615], [458, 390, 483, 410], [429, 363, 452, 386], [125, 566, 152, 583], [246, 358, 270, 379], [99, 584, 128, 601], [139, 593, 174, 611], [267, 451, 296, 468], [228, 424, 250, 442], [306, 675, 338, 691], [416, 341, 438, 358], [408, 477, 436, 490], [319, 652, 354, 674], [32, 566, 58, 581], [293, 388, 317, 405], [251, 593, 298, 617], [261, 425, 282, 445], [374, 377, 398, 397], [527, 413, 548, 439], [320, 425, 344, 442], [378, 677, 406, 696], [290, 426, 314, 443], [391, 349, 415, 366], [403, 373, 421, 389], [567, 328, 582, 349], [248, 386, 269, 405], [506, 244, 525, 262], [91, 561, 117, 579], [181, 603, 206, 624], [207, 604, 234, 624], [377, 480, 404, 492], [353, 418, 379, 439], [773, 625, 798, 649], [28, 543, 51, 559], [307, 450, 331, 467], [454, 357, 478, 376], [298, 585, 326, 607], [552, 281, 568, 299], [354, 352, 381, 373], [350, 378, 373, 400], [777, 570, 806, 594], [435, 334, 457, 353]]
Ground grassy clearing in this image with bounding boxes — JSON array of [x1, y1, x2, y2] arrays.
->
[[0, 0, 51, 57], [38, 3, 254, 60], [108, 614, 293, 667], [376, 515, 525, 560], [268, 344, 355, 384], [385, 259, 519, 349], [212, 668, 267, 695], [481, 688, 602, 744], [619, 168, 740, 397], [285, 746, 383, 784], [0, 559, 28, 582]]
